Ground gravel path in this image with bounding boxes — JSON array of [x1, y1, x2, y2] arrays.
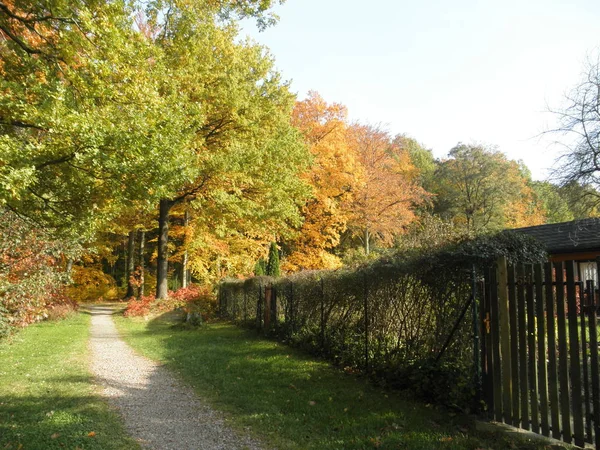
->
[[88, 305, 262, 450]]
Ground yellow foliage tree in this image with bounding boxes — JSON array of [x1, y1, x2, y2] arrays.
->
[[284, 92, 364, 271], [345, 124, 429, 254]]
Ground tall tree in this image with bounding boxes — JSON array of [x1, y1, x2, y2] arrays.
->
[[284, 92, 363, 270], [394, 135, 437, 191], [552, 56, 600, 206], [136, 229, 145, 298], [531, 181, 574, 223], [557, 182, 600, 219], [433, 144, 543, 234], [266, 242, 280, 277], [346, 124, 427, 254], [143, 2, 310, 297], [125, 231, 136, 298], [0, 0, 195, 238]]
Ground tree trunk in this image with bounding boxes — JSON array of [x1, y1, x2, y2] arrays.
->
[[118, 242, 125, 288], [66, 258, 73, 283], [156, 199, 172, 299], [364, 227, 370, 255], [182, 209, 189, 288], [137, 230, 145, 298], [125, 230, 136, 298]]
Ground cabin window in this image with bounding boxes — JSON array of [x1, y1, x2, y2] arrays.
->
[[578, 261, 599, 286]]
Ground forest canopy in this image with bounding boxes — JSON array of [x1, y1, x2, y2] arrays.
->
[[1, 0, 598, 326]]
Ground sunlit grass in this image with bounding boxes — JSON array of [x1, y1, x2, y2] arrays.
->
[[115, 311, 564, 450], [0, 312, 139, 450]]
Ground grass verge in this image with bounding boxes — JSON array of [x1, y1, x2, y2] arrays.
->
[[0, 311, 139, 450], [114, 311, 565, 450]]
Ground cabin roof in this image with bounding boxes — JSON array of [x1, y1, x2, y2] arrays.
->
[[510, 218, 600, 254]]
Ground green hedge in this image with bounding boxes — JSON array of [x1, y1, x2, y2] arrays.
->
[[219, 232, 546, 410]]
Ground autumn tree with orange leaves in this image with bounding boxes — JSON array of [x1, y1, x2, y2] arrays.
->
[[284, 92, 364, 270], [345, 124, 429, 255]]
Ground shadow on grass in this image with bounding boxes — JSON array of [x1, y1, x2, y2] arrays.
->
[[0, 391, 137, 450], [117, 311, 551, 450]]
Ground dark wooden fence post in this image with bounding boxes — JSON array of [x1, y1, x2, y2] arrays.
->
[[587, 263, 600, 449], [535, 263, 550, 437], [490, 264, 503, 421], [264, 285, 272, 330], [516, 264, 529, 430], [289, 281, 295, 336], [497, 256, 513, 424], [582, 280, 592, 442], [545, 262, 561, 440], [364, 272, 369, 373], [525, 264, 539, 434], [271, 284, 277, 329], [320, 277, 325, 349], [243, 286, 248, 322], [555, 261, 572, 443], [218, 285, 225, 316], [472, 265, 481, 404], [256, 285, 263, 331], [481, 272, 494, 416], [508, 264, 520, 427], [566, 262, 584, 447]]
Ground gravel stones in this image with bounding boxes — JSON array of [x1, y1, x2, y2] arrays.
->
[[88, 305, 262, 450]]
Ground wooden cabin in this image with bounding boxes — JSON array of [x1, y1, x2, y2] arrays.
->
[[510, 218, 600, 283]]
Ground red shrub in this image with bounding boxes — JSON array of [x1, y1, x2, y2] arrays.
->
[[122, 285, 216, 321], [123, 295, 154, 317]]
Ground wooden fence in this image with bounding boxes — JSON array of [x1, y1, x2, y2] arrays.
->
[[482, 257, 600, 448]]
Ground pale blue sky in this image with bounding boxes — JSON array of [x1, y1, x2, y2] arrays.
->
[[241, 0, 600, 180]]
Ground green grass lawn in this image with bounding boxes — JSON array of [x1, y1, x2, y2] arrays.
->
[[0, 311, 139, 450], [114, 311, 564, 450]]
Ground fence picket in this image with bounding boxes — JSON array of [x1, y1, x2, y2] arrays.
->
[[517, 264, 529, 429], [508, 264, 520, 427], [555, 261, 572, 443], [587, 264, 600, 450], [526, 264, 539, 434], [582, 280, 592, 442], [498, 257, 513, 424], [490, 266, 503, 421], [535, 263, 549, 437], [566, 262, 585, 447], [546, 262, 561, 440], [482, 269, 494, 415]]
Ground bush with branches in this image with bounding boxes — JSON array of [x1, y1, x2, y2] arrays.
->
[[219, 231, 546, 410]]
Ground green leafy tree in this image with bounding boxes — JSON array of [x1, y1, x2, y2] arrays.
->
[[432, 144, 543, 234], [557, 182, 600, 219], [531, 181, 574, 223], [254, 258, 267, 276], [0, 0, 197, 242], [266, 242, 280, 277], [394, 134, 437, 191], [142, 2, 310, 297]]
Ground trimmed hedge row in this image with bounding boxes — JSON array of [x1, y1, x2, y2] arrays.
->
[[218, 232, 546, 410]]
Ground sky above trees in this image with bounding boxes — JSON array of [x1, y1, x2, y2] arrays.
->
[[240, 0, 600, 181]]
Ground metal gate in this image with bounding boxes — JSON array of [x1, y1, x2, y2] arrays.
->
[[482, 257, 600, 448]]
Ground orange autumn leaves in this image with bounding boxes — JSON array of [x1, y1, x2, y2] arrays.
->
[[285, 92, 427, 270]]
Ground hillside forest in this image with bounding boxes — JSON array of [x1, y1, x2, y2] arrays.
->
[[1, 0, 599, 332]]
